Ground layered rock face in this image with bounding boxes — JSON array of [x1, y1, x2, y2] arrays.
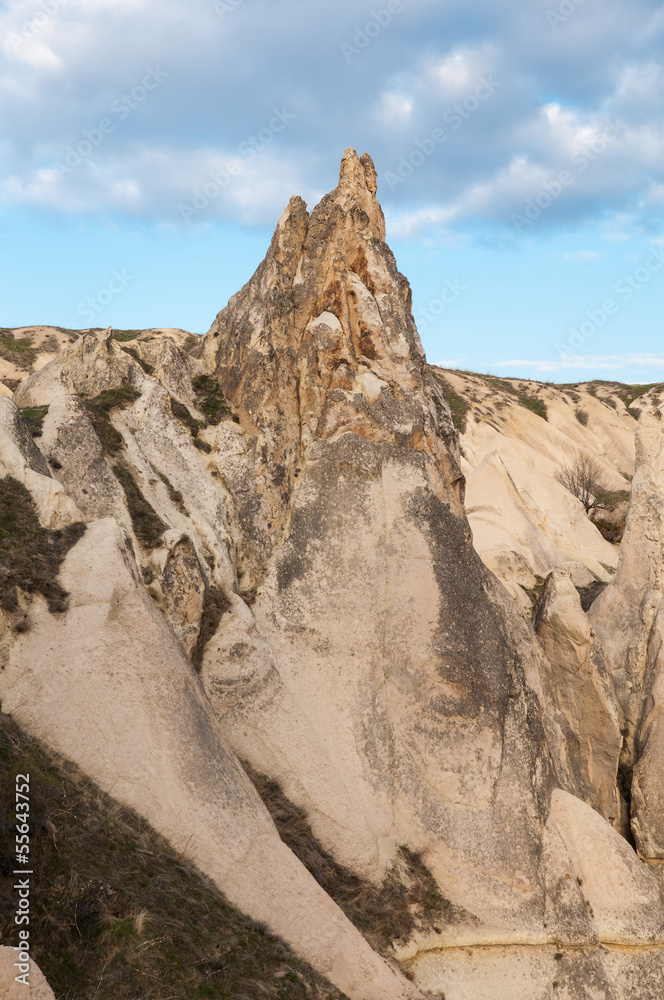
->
[[1, 150, 664, 1000]]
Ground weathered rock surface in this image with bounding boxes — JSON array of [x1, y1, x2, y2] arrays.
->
[[434, 368, 633, 606], [1, 150, 663, 999], [535, 569, 622, 824], [590, 396, 664, 860], [0, 947, 56, 999], [0, 517, 421, 1000]]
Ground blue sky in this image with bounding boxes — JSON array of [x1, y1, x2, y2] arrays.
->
[[1, 0, 664, 383]]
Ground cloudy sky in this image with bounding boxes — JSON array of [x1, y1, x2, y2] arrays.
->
[[1, 0, 664, 382]]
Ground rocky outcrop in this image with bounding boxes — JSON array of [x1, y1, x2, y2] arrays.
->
[[435, 368, 633, 605], [0, 516, 421, 1000], [590, 397, 664, 859], [0, 948, 56, 999], [535, 569, 622, 823]]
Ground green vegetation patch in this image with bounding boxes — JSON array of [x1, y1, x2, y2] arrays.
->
[[519, 575, 546, 612], [112, 330, 143, 343], [431, 372, 470, 433], [0, 329, 37, 371], [20, 405, 49, 438], [575, 408, 588, 426], [518, 394, 548, 420], [0, 476, 85, 613], [624, 383, 662, 409], [171, 397, 205, 436], [83, 386, 141, 454], [192, 375, 233, 426], [114, 465, 167, 549], [0, 714, 347, 1000], [581, 380, 663, 411], [245, 766, 465, 956], [192, 586, 231, 670]]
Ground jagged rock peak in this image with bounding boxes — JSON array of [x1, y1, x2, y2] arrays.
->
[[326, 147, 385, 240], [202, 149, 462, 572]]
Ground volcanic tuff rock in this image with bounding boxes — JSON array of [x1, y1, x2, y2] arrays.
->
[[0, 948, 55, 999], [590, 394, 664, 860], [1, 150, 664, 1000]]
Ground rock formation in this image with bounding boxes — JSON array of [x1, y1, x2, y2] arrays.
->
[[1, 150, 664, 999], [590, 394, 664, 860]]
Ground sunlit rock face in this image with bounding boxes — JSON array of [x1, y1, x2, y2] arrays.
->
[[2, 150, 664, 1000]]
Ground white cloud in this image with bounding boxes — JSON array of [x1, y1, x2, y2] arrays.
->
[[493, 354, 664, 373], [563, 250, 600, 261]]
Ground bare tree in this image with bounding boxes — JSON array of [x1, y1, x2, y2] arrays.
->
[[555, 456, 611, 515]]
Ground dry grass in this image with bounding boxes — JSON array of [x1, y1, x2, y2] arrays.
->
[[0, 476, 85, 613], [20, 405, 49, 438], [0, 714, 347, 1000], [114, 465, 168, 550], [191, 587, 231, 670], [244, 765, 459, 957], [0, 328, 37, 370], [192, 375, 235, 426], [83, 386, 142, 455]]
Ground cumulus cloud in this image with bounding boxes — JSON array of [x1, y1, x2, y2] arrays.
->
[[0, 0, 663, 235]]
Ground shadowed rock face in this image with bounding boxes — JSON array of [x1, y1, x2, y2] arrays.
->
[[2, 150, 664, 1000]]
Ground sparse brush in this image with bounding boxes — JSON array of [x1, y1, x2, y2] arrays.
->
[[0, 329, 37, 370], [83, 386, 142, 454], [191, 375, 234, 425], [0, 476, 85, 614], [0, 714, 346, 1000], [114, 465, 168, 549], [244, 765, 466, 957], [518, 394, 548, 420], [20, 405, 49, 437], [432, 373, 470, 433], [191, 586, 231, 669]]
